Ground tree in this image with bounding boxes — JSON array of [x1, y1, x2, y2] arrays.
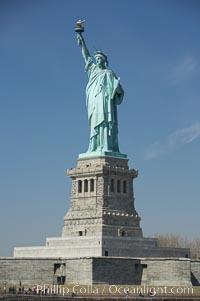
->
[[155, 233, 200, 259]]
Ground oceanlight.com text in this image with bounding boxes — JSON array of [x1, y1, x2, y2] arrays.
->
[[36, 284, 193, 296]]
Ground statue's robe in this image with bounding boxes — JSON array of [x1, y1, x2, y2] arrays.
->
[[85, 58, 124, 152]]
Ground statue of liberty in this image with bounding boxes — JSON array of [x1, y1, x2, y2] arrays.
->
[[75, 21, 124, 156]]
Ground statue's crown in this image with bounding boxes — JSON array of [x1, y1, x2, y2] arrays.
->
[[94, 50, 108, 61]]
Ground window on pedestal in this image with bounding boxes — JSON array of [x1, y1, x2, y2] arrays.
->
[[123, 180, 127, 193], [111, 179, 114, 192], [117, 179, 121, 193], [79, 231, 83, 236], [78, 180, 82, 193], [84, 179, 88, 192], [90, 179, 94, 192]]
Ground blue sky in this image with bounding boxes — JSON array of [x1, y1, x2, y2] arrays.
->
[[0, 0, 200, 256]]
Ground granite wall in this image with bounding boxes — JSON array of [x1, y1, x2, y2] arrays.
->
[[0, 256, 196, 286], [191, 260, 200, 286]]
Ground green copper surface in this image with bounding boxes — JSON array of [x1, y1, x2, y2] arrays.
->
[[78, 151, 127, 159], [76, 29, 126, 158]]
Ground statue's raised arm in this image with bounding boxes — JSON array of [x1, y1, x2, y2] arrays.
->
[[75, 20, 90, 63], [77, 33, 90, 64], [74, 20, 125, 158]]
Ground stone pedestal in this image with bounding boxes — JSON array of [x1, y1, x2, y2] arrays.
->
[[62, 156, 142, 240], [14, 156, 189, 259]]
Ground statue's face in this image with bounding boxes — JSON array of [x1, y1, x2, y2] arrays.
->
[[95, 55, 105, 68]]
